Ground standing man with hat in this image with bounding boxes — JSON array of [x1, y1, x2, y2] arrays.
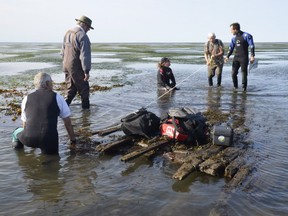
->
[[61, 15, 94, 109]]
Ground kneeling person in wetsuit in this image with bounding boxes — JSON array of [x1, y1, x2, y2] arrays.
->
[[157, 57, 179, 90], [12, 72, 76, 154]]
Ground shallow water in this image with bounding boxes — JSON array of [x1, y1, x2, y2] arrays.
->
[[0, 42, 287, 216]]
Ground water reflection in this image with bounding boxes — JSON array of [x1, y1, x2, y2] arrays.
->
[[230, 91, 247, 129], [206, 87, 222, 112], [172, 171, 198, 192], [15, 149, 63, 202], [121, 157, 153, 176], [156, 88, 175, 117], [205, 87, 248, 130], [71, 105, 93, 129], [70, 106, 96, 148]]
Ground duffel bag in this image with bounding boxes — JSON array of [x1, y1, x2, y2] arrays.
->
[[121, 108, 160, 138]]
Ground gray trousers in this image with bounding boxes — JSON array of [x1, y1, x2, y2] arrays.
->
[[65, 71, 90, 109]]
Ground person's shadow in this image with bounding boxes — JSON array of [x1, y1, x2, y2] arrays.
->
[[15, 149, 63, 202]]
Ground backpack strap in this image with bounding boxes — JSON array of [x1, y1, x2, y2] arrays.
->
[[171, 116, 177, 143], [206, 41, 210, 55]]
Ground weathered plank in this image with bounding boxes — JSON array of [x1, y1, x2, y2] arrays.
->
[[172, 157, 203, 180], [137, 136, 162, 147], [121, 140, 169, 162], [225, 165, 252, 188], [199, 147, 244, 176], [198, 145, 226, 160], [224, 155, 246, 178], [96, 137, 132, 152], [92, 124, 122, 136], [173, 145, 225, 180], [209, 164, 253, 216]]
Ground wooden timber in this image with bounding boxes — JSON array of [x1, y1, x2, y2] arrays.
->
[[198, 147, 244, 176], [225, 165, 252, 188], [88, 117, 252, 183], [121, 140, 169, 162], [172, 144, 225, 180], [208, 164, 253, 216], [92, 123, 122, 136], [92, 130, 250, 182], [96, 137, 132, 152], [224, 153, 247, 178], [172, 146, 248, 180]]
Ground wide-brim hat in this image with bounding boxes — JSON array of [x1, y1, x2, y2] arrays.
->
[[75, 15, 94, 30]]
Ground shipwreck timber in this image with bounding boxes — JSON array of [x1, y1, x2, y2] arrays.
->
[[75, 109, 254, 185]]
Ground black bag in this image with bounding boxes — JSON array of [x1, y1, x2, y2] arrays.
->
[[121, 108, 160, 138], [160, 107, 208, 145]]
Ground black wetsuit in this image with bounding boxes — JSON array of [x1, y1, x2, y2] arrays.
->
[[157, 66, 176, 88], [227, 31, 255, 90]]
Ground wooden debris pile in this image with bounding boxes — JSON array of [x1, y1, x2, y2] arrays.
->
[[90, 122, 251, 182]]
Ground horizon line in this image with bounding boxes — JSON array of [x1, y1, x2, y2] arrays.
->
[[0, 41, 287, 44]]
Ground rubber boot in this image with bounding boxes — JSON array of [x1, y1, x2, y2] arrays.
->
[[82, 100, 90, 109], [12, 127, 24, 149], [208, 77, 213, 87]]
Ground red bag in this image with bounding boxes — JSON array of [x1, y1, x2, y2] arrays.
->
[[160, 107, 208, 145], [160, 118, 189, 142]]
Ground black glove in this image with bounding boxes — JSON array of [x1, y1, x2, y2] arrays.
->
[[69, 139, 77, 150], [70, 139, 76, 145]]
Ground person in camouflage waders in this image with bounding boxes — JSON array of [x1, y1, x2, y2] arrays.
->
[[204, 32, 225, 87]]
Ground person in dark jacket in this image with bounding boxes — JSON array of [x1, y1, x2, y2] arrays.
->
[[157, 57, 178, 90], [225, 22, 255, 92], [61, 15, 94, 109], [12, 72, 76, 154]]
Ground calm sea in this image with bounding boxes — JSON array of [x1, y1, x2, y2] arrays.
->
[[0, 42, 287, 216]]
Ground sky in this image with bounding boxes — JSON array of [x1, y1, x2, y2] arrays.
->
[[1, 0, 287, 43]]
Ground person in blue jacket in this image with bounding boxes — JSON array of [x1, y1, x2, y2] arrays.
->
[[225, 22, 255, 92]]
